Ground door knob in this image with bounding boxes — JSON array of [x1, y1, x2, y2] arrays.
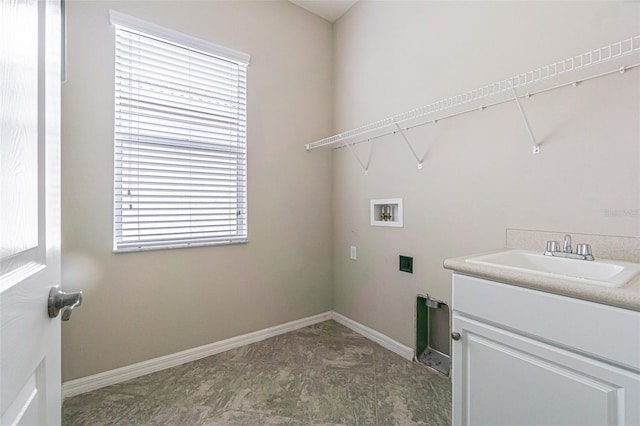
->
[[48, 286, 83, 321], [451, 332, 461, 341]]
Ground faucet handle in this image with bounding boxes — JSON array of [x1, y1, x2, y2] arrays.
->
[[576, 243, 595, 261], [576, 243, 592, 256], [545, 240, 560, 253]]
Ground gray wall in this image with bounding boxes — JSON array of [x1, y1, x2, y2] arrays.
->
[[332, 1, 640, 349], [61, 0, 333, 381], [62, 0, 640, 382]]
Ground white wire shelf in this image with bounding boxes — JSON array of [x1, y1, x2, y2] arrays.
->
[[305, 35, 640, 153]]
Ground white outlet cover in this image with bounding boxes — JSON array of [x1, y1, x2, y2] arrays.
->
[[350, 246, 357, 260]]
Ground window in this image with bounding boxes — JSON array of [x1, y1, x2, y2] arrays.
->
[[110, 11, 250, 252]]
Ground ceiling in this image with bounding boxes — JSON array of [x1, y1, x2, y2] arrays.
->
[[289, 0, 358, 23]]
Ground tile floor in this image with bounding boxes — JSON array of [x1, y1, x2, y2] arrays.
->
[[62, 320, 451, 425]]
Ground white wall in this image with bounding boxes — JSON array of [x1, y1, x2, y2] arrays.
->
[[332, 1, 640, 349], [61, 0, 333, 381]]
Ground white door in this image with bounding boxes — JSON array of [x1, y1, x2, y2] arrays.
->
[[1, 0, 63, 424]]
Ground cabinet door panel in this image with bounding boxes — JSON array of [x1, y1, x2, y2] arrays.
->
[[452, 313, 640, 426]]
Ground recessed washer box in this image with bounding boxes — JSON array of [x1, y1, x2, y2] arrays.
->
[[370, 198, 403, 227]]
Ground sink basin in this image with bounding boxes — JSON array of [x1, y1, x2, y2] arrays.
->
[[465, 249, 640, 288]]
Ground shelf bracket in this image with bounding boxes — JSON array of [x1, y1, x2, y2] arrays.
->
[[345, 140, 371, 175], [511, 87, 540, 154], [393, 121, 423, 169]]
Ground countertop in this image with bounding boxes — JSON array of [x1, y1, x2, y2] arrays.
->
[[444, 249, 640, 312]]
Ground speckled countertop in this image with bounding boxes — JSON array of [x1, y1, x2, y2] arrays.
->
[[444, 249, 640, 312]]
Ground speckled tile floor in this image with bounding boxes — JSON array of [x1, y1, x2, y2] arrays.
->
[[63, 320, 451, 425]]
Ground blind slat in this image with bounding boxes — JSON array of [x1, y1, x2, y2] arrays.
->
[[115, 207, 245, 213], [115, 100, 245, 128], [115, 138, 244, 154], [116, 151, 246, 168], [114, 34, 245, 72], [116, 169, 246, 181], [113, 24, 247, 251], [114, 73, 245, 107], [120, 227, 247, 240], [114, 56, 245, 98], [116, 212, 240, 219], [115, 117, 244, 140]]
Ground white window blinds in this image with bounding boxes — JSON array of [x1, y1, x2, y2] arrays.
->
[[112, 13, 249, 252]]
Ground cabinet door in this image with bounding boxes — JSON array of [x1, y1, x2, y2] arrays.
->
[[452, 313, 640, 426]]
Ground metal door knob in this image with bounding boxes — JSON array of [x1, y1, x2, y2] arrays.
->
[[451, 332, 461, 341], [48, 286, 83, 321]]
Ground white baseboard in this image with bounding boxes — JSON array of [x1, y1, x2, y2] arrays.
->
[[62, 311, 332, 399], [331, 312, 414, 361], [62, 310, 414, 399]]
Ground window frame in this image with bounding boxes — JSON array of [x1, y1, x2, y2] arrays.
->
[[110, 10, 250, 252]]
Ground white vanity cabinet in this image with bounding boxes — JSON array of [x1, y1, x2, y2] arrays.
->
[[451, 274, 640, 426]]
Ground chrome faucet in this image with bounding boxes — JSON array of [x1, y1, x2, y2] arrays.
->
[[544, 234, 594, 261], [563, 234, 572, 253]]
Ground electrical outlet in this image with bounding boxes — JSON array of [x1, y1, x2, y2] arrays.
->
[[350, 246, 357, 261], [399, 255, 413, 273]]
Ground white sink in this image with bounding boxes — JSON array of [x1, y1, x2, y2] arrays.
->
[[465, 249, 640, 288]]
